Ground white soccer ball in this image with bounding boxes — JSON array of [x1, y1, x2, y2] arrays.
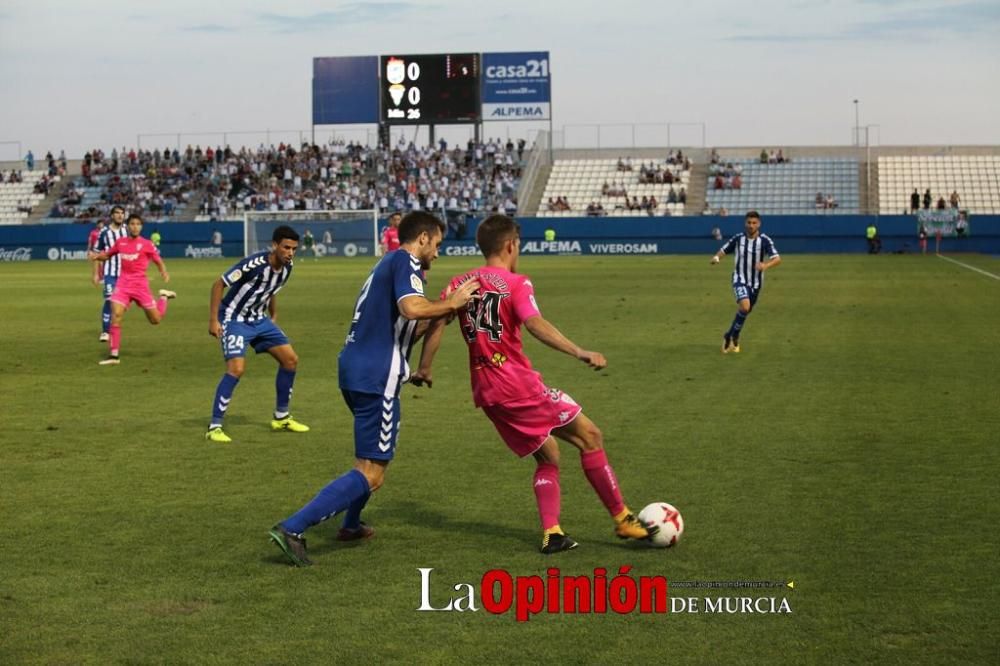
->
[[638, 502, 684, 548]]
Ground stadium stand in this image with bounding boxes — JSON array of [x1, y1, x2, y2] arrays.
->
[[705, 157, 860, 215], [0, 170, 55, 225], [538, 154, 690, 217], [877, 155, 1000, 214]]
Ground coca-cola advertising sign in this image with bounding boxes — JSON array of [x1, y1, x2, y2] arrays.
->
[[0, 247, 32, 261]]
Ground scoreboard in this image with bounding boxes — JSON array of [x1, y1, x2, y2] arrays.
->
[[379, 53, 480, 125], [312, 52, 548, 126]]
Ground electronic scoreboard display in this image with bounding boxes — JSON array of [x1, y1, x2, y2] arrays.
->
[[380, 53, 480, 124]]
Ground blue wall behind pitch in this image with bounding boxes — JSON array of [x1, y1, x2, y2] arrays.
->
[[1, 216, 998, 260]]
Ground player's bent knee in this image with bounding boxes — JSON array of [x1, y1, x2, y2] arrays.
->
[[581, 424, 604, 451]]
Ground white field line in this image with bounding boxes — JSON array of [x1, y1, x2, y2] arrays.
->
[[936, 254, 1000, 281]]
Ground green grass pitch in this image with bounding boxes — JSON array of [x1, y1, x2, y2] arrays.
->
[[1, 254, 997, 663]]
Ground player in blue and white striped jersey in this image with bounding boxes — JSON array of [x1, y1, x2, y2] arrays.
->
[[711, 211, 781, 353], [205, 225, 307, 443], [95, 206, 128, 341], [268, 211, 480, 566]]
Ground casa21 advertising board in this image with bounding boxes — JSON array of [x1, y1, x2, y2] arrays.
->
[[481, 52, 551, 121]]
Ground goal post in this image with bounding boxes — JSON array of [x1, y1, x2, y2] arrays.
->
[[243, 209, 379, 259]]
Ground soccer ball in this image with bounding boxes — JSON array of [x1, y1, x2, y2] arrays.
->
[[638, 502, 684, 548]]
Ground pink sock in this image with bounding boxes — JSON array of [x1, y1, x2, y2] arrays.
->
[[156, 297, 168, 317], [580, 449, 626, 517], [533, 463, 561, 531], [109, 324, 122, 356]]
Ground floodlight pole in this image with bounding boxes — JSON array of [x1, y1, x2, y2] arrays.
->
[[853, 99, 859, 147]]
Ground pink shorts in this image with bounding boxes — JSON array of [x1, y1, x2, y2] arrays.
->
[[110, 279, 156, 310], [482, 388, 583, 458]]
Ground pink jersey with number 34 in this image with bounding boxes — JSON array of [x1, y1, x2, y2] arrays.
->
[[445, 266, 546, 407]]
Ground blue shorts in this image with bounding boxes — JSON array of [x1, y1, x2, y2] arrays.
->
[[220, 319, 289, 360], [103, 276, 118, 299], [732, 283, 760, 307], [341, 390, 400, 462]]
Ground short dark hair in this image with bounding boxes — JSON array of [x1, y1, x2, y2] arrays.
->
[[272, 225, 300, 243], [476, 214, 521, 257], [111, 205, 125, 214], [127, 213, 143, 224], [745, 210, 761, 221], [398, 211, 445, 244]]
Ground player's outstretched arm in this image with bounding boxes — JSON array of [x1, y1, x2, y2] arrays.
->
[[756, 255, 781, 272], [524, 315, 607, 370], [87, 250, 109, 262], [208, 278, 226, 338], [398, 279, 480, 321], [153, 255, 169, 283], [710, 251, 724, 265], [410, 318, 448, 388]]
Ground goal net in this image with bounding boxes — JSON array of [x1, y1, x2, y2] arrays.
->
[[244, 209, 379, 259]]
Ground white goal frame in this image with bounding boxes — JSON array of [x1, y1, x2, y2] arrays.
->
[[243, 209, 379, 258]]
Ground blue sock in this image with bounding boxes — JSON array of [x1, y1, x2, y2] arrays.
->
[[275, 367, 296, 418], [210, 373, 240, 428], [102, 300, 111, 333], [728, 311, 749, 338], [283, 469, 370, 535], [342, 488, 372, 530]]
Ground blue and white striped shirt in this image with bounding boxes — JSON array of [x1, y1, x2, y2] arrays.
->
[[218, 251, 293, 324], [338, 250, 426, 398], [97, 224, 128, 277], [720, 233, 779, 291]]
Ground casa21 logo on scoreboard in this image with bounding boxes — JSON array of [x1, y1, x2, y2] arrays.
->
[[482, 51, 551, 121]]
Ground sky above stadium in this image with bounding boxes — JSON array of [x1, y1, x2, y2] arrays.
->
[[1, 0, 998, 158]]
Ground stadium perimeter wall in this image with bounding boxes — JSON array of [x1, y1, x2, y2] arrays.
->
[[1, 217, 998, 261]]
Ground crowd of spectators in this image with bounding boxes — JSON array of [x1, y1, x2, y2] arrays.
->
[[815, 192, 838, 210], [51, 146, 207, 220], [710, 161, 743, 190], [907, 188, 961, 213], [546, 196, 571, 211], [47, 137, 524, 222], [199, 137, 522, 219], [760, 149, 789, 164]]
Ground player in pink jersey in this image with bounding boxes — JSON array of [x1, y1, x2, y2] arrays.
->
[[88, 218, 105, 287], [414, 213, 656, 554], [380, 211, 401, 255], [88, 213, 176, 365]]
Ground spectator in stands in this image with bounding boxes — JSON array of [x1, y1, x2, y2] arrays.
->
[[760, 149, 768, 164], [25, 150, 34, 171], [732, 174, 742, 189], [714, 174, 725, 190], [702, 203, 712, 216], [825, 194, 837, 209], [777, 149, 787, 164], [719, 208, 729, 217], [949, 190, 960, 208], [710, 148, 720, 165], [668, 188, 678, 204], [910, 189, 920, 213], [678, 187, 687, 204], [922, 188, 932, 209], [816, 192, 825, 209], [935, 196, 946, 210]]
